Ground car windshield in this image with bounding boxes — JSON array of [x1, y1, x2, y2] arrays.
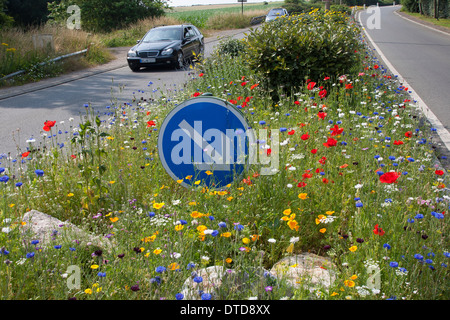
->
[[268, 9, 285, 16], [142, 28, 181, 42]]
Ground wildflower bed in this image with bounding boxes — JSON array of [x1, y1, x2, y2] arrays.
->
[[0, 11, 448, 301]]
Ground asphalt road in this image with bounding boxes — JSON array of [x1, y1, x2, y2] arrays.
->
[[0, 27, 252, 156], [359, 6, 450, 148]]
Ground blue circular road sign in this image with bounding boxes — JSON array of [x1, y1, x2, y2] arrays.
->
[[158, 96, 252, 188]]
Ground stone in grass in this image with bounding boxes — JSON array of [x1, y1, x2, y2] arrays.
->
[[180, 265, 293, 300], [270, 253, 336, 294], [21, 210, 112, 251]]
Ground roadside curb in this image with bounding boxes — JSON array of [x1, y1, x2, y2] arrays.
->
[[0, 27, 254, 102], [357, 9, 450, 158]]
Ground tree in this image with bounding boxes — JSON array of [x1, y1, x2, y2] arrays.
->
[[0, 0, 14, 28], [6, 0, 49, 27]]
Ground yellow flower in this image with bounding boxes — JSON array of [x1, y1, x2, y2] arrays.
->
[[221, 232, 231, 238], [185, 175, 192, 180], [197, 225, 207, 233], [349, 245, 357, 252], [175, 224, 184, 231], [84, 288, 92, 294], [298, 193, 308, 200], [287, 219, 299, 231], [286, 243, 294, 253], [331, 292, 339, 297], [325, 211, 335, 215], [109, 181, 115, 184], [350, 274, 358, 280], [176, 179, 183, 183], [190, 211, 202, 218], [109, 217, 119, 223], [194, 180, 201, 185], [20, 221, 26, 226], [225, 258, 232, 264], [8, 203, 15, 208], [153, 202, 165, 209], [283, 208, 292, 215], [205, 171, 213, 175], [217, 191, 227, 196], [227, 196, 233, 201], [168, 262, 180, 271], [319, 228, 326, 233], [90, 264, 99, 269], [67, 193, 74, 197], [188, 201, 197, 206], [344, 280, 355, 287], [153, 248, 162, 255], [242, 237, 250, 244]]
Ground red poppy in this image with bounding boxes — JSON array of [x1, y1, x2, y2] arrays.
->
[[319, 89, 327, 99], [21, 151, 30, 158], [147, 120, 156, 127], [43, 120, 56, 132], [373, 224, 385, 236], [71, 155, 77, 159], [198, 73, 204, 77], [323, 76, 330, 80], [330, 124, 344, 136], [379, 172, 400, 184], [307, 81, 316, 90], [311, 149, 318, 154], [266, 148, 272, 156], [297, 182, 307, 188], [318, 157, 327, 165], [323, 138, 337, 148], [250, 83, 259, 90], [301, 133, 310, 141], [373, 65, 379, 69], [345, 83, 353, 89], [435, 170, 444, 176], [242, 177, 252, 185], [405, 131, 412, 138], [294, 101, 300, 105], [288, 130, 295, 135], [302, 173, 313, 179], [393, 140, 404, 145], [241, 81, 247, 87], [317, 111, 327, 120], [322, 178, 329, 184]]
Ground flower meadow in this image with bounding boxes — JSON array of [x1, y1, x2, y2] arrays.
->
[[0, 11, 449, 301]]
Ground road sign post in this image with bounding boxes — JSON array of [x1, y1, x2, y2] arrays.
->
[[157, 95, 253, 189]]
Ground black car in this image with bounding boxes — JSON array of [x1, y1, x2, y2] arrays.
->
[[127, 24, 204, 71]]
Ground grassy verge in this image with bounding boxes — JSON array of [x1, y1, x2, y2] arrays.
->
[[400, 9, 450, 29], [0, 10, 448, 300]]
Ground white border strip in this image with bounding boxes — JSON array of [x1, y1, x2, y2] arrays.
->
[[357, 9, 450, 151]]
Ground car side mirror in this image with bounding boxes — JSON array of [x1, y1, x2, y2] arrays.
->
[[136, 40, 141, 44]]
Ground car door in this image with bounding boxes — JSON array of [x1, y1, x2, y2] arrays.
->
[[182, 26, 197, 60]]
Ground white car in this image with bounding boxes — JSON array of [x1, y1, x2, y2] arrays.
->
[[265, 8, 289, 22]]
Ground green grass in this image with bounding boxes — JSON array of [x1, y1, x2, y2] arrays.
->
[[0, 10, 448, 301], [401, 10, 450, 29]]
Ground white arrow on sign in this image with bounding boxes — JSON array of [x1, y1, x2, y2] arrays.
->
[[178, 120, 232, 171]]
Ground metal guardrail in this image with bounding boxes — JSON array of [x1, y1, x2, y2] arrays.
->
[[251, 15, 266, 25], [0, 48, 89, 82]]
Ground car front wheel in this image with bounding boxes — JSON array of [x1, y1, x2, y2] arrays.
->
[[175, 52, 184, 70]]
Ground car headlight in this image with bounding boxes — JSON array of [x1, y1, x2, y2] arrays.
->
[[127, 50, 137, 57], [161, 47, 174, 56]]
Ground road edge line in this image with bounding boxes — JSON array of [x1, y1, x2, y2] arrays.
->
[[357, 9, 450, 152], [393, 8, 450, 37]]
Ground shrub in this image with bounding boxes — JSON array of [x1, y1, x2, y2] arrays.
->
[[330, 5, 352, 15], [216, 37, 247, 57], [244, 9, 362, 100]]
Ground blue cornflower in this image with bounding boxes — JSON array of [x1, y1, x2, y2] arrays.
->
[[201, 293, 212, 300], [26, 252, 35, 258], [97, 272, 106, 277], [211, 230, 219, 237], [54, 245, 62, 249], [147, 212, 155, 218], [175, 293, 184, 300], [0, 175, 9, 183], [383, 243, 391, 250], [218, 222, 227, 228], [444, 252, 450, 258], [389, 261, 398, 268], [193, 276, 203, 283], [187, 263, 196, 269], [234, 224, 244, 231], [425, 259, 433, 264], [35, 169, 44, 176], [15, 182, 22, 187], [414, 213, 424, 219], [179, 219, 187, 225], [259, 121, 266, 125], [31, 240, 39, 245], [414, 254, 424, 260], [155, 266, 166, 273], [355, 201, 363, 208]]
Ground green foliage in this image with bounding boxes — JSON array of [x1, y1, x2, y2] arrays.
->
[[330, 5, 352, 15], [47, 0, 166, 33], [216, 37, 247, 57], [6, 0, 49, 27], [0, 0, 13, 29], [244, 9, 362, 100], [401, 0, 420, 13]]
